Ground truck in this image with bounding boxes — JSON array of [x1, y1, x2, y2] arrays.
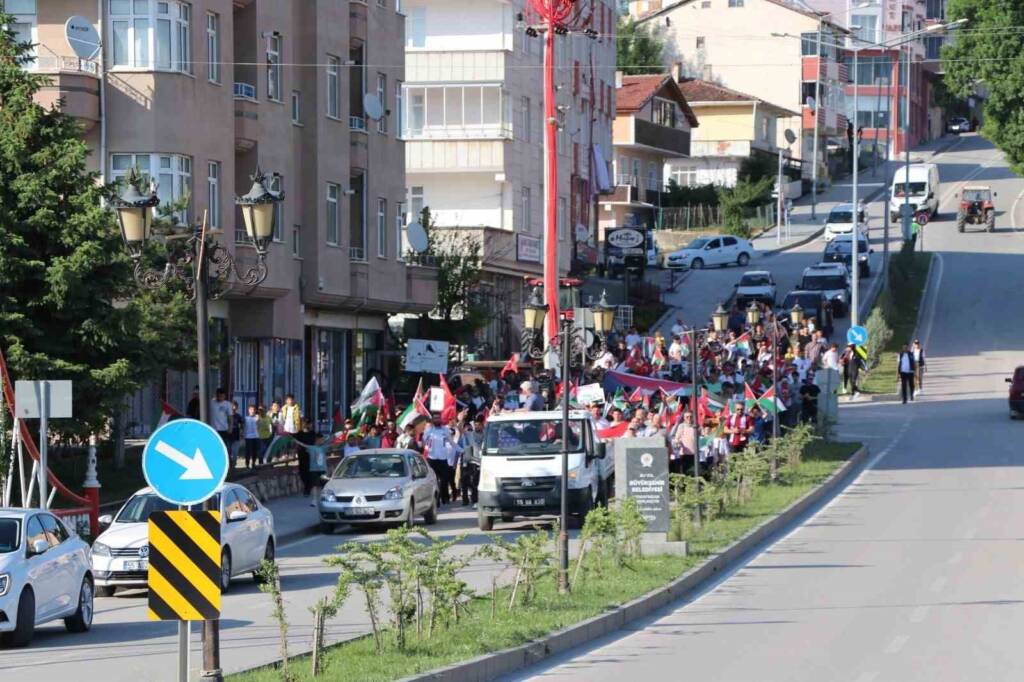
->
[[477, 410, 612, 531]]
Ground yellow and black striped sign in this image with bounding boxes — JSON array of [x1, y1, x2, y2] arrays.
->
[[147, 510, 221, 621]]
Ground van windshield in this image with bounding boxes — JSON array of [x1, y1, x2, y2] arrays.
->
[[828, 210, 866, 224], [893, 181, 927, 196], [801, 276, 846, 291], [484, 419, 584, 455]]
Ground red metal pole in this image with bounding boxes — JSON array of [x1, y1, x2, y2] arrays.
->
[[543, 19, 560, 340]]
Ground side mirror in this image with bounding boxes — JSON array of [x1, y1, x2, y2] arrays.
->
[[30, 538, 49, 556], [98, 514, 113, 527], [228, 510, 249, 523]]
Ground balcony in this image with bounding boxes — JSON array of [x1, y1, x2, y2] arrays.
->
[[406, 139, 505, 173], [403, 84, 512, 141], [405, 261, 440, 312], [633, 119, 691, 157], [405, 50, 507, 83], [233, 81, 256, 100], [350, 0, 367, 40], [33, 57, 100, 130], [691, 139, 754, 158]]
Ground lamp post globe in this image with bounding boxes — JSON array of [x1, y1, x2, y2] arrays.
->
[[790, 302, 805, 326], [523, 286, 549, 332], [110, 167, 159, 258], [746, 300, 761, 326], [711, 303, 729, 333], [235, 168, 284, 255], [592, 290, 616, 334]]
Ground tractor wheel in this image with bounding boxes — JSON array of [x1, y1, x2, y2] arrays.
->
[[987, 210, 995, 232], [957, 212, 965, 233]]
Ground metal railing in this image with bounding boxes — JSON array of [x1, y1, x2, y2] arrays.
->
[[233, 82, 256, 100], [33, 55, 99, 75], [402, 123, 513, 140], [350, 115, 367, 131], [349, 246, 366, 261]]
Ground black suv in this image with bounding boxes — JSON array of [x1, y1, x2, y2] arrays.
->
[[823, 235, 872, 277]]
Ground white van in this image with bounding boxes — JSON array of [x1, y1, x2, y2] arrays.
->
[[477, 410, 612, 531], [823, 203, 869, 242], [889, 163, 940, 221]]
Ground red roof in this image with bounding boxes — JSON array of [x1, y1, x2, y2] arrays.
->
[[677, 78, 799, 116], [617, 74, 699, 126]]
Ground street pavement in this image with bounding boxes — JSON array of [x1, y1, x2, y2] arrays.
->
[[507, 133, 1024, 681]]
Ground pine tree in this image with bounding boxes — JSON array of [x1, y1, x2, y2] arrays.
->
[[616, 18, 665, 75], [0, 13, 193, 438]]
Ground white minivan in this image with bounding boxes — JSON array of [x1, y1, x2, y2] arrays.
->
[[477, 411, 611, 531], [889, 163, 940, 221]]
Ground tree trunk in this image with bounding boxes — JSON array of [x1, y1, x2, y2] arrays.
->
[[112, 398, 127, 470]]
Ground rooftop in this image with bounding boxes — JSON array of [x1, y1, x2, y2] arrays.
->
[[617, 74, 699, 126], [677, 78, 800, 117]]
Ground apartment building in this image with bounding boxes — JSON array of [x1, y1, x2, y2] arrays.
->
[[402, 0, 617, 359], [632, 0, 848, 185], [24, 0, 437, 434]]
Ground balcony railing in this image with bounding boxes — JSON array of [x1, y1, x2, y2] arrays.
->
[[233, 82, 256, 100], [634, 119, 691, 157], [350, 115, 367, 131], [402, 123, 513, 140], [349, 246, 366, 261], [405, 50, 507, 83], [34, 55, 99, 75]]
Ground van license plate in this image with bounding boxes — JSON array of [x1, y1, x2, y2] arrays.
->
[[124, 560, 148, 571], [515, 498, 545, 507]]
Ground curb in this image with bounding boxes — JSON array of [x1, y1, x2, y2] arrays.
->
[[402, 443, 871, 682]]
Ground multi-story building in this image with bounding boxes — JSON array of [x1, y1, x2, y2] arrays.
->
[[672, 77, 798, 188], [631, 0, 849, 186], [402, 0, 617, 359], [601, 73, 696, 237], [24, 0, 437, 434]]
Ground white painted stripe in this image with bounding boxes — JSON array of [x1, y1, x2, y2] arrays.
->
[[854, 672, 879, 682], [885, 634, 911, 654], [909, 605, 930, 623]]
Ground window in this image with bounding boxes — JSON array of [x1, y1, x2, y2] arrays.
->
[[111, 153, 191, 223], [376, 198, 387, 257], [377, 0, 386, 6], [696, 36, 705, 49], [926, 0, 945, 21], [8, 1, 37, 68], [852, 56, 892, 85], [110, 0, 192, 72], [854, 96, 890, 129], [851, 14, 878, 45], [207, 161, 220, 230], [395, 81, 404, 138], [25, 516, 45, 553], [728, 0, 744, 6], [206, 11, 219, 82], [326, 183, 340, 245], [653, 98, 677, 128], [376, 73, 387, 133], [519, 186, 532, 233], [925, 36, 943, 60], [406, 7, 426, 48], [801, 31, 834, 59], [350, 172, 366, 260], [326, 55, 340, 119], [396, 201, 407, 261], [402, 84, 510, 139], [291, 90, 301, 123], [269, 175, 283, 241], [701, 0, 711, 6], [520, 96, 532, 142], [267, 33, 282, 101], [40, 515, 69, 546], [409, 186, 424, 223], [292, 225, 301, 257]]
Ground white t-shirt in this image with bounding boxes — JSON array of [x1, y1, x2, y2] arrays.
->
[[822, 349, 841, 371], [670, 322, 685, 337], [209, 399, 231, 431]]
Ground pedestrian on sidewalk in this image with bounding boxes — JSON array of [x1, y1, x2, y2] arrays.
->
[[256, 405, 273, 464], [841, 344, 865, 397], [898, 343, 916, 404], [424, 416, 455, 505], [294, 419, 319, 502], [227, 401, 243, 470], [243, 405, 261, 469], [210, 388, 232, 447], [912, 339, 926, 396]]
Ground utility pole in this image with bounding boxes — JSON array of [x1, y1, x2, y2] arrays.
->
[[851, 46, 860, 327], [902, 43, 912, 241]]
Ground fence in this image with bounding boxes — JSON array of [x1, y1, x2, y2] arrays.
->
[[659, 202, 777, 232]]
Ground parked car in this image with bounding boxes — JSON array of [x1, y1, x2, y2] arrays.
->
[[92, 483, 275, 595], [0, 509, 94, 647], [665, 235, 756, 270], [319, 449, 439, 533], [823, 203, 869, 242], [823, 234, 873, 277], [799, 263, 850, 317], [948, 116, 970, 134], [1007, 366, 1024, 419], [780, 290, 828, 325], [734, 270, 777, 308]]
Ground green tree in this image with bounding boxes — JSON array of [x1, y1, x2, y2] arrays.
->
[[943, 1, 1024, 171], [616, 18, 664, 75], [0, 14, 193, 439], [717, 178, 773, 238]]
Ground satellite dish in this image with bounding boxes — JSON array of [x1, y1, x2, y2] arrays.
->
[[65, 16, 101, 60], [363, 94, 384, 121], [406, 221, 428, 254], [784, 129, 797, 145], [805, 96, 816, 112]]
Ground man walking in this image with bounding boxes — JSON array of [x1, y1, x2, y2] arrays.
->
[[912, 339, 926, 396], [898, 343, 916, 404], [424, 416, 456, 505]]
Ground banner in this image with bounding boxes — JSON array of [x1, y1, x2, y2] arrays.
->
[[602, 369, 692, 397]]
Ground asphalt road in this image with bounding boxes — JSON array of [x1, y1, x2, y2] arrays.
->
[[508, 133, 1024, 681]]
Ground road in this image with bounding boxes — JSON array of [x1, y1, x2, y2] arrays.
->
[[507, 133, 1024, 681]]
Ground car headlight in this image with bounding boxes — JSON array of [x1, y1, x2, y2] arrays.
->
[[384, 485, 404, 501], [479, 468, 497, 492], [322, 490, 336, 503], [92, 541, 111, 557], [0, 573, 9, 597], [859, 254, 868, 261], [835, 293, 845, 301]]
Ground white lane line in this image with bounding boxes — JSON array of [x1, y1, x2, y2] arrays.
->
[[1012, 187, 1024, 234], [949, 551, 964, 565], [930, 577, 948, 593], [885, 634, 911, 654], [854, 672, 879, 682], [280, 533, 326, 551], [909, 605, 930, 623]]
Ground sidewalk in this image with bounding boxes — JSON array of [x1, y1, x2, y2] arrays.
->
[[265, 489, 321, 545]]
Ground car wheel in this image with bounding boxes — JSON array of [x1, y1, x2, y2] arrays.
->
[[253, 540, 275, 582], [477, 509, 494, 531], [957, 213, 965, 233], [95, 585, 116, 598], [64, 577, 94, 633], [690, 258, 704, 270], [737, 252, 750, 266], [220, 548, 232, 594], [424, 494, 438, 525], [319, 521, 335, 535], [1, 588, 35, 648], [570, 488, 593, 529]]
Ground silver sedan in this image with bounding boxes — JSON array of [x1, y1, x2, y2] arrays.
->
[[318, 449, 440, 533]]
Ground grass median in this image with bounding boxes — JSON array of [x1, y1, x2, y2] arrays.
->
[[231, 437, 860, 682]]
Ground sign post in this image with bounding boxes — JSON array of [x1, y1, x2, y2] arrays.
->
[[847, 325, 869, 347], [614, 437, 670, 532], [15, 380, 73, 509]]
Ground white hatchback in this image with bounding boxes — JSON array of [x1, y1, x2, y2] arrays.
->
[[0, 508, 94, 647], [665, 235, 756, 270], [823, 203, 869, 242], [92, 483, 276, 596]]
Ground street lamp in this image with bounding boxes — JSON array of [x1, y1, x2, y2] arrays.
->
[[789, 302, 805, 327], [711, 303, 729, 333], [592, 290, 616, 336], [113, 166, 283, 682], [746, 301, 761, 327]]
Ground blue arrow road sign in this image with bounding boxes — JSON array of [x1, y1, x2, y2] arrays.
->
[[847, 325, 869, 347], [143, 419, 229, 506]]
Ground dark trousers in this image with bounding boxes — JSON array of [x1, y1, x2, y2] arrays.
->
[[460, 463, 479, 504], [244, 438, 261, 468], [427, 458, 452, 504], [844, 366, 861, 394], [900, 372, 915, 403]]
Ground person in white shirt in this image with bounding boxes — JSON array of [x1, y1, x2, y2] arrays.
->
[[822, 343, 841, 371], [793, 356, 811, 382], [589, 403, 610, 430], [625, 327, 642, 349], [670, 317, 686, 338], [209, 388, 232, 442], [593, 349, 617, 371], [424, 418, 456, 504]]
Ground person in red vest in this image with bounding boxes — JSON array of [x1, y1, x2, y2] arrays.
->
[[725, 403, 753, 452]]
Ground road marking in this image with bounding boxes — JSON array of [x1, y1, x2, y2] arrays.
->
[[909, 605, 930, 623], [917, 252, 943, 351], [885, 634, 911, 654], [1011, 187, 1024, 235], [964, 527, 977, 540], [854, 672, 879, 682], [930, 577, 947, 593], [949, 551, 964, 565]]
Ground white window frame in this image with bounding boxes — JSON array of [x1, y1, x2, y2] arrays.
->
[[109, 0, 192, 73], [406, 7, 426, 48], [291, 90, 301, 124], [520, 186, 532, 233], [728, 0, 745, 6], [326, 183, 340, 245], [376, 198, 387, 258], [558, 197, 567, 241], [9, 1, 38, 69], [409, 186, 424, 224], [326, 55, 340, 119], [292, 224, 301, 257], [207, 161, 220, 229], [376, 73, 387, 133], [520, 96, 531, 142], [267, 33, 282, 102], [396, 201, 407, 261], [395, 81, 404, 139], [110, 152, 191, 224], [269, 175, 284, 242], [206, 11, 219, 83]]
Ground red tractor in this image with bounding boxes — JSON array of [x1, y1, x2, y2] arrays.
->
[[957, 185, 997, 233]]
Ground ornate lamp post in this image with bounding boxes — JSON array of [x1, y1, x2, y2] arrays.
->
[[112, 167, 282, 682]]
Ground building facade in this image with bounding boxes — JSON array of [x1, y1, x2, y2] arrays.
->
[[402, 0, 617, 359], [632, 0, 849, 185], [25, 0, 437, 434]]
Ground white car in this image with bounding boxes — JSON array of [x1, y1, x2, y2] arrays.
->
[[734, 270, 776, 308], [0, 508, 94, 647], [92, 483, 275, 596], [823, 203, 869, 242], [665, 235, 756, 270]]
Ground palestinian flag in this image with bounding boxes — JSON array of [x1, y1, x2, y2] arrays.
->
[[733, 332, 752, 356], [500, 353, 520, 378], [597, 421, 630, 440], [351, 376, 384, 422], [604, 387, 628, 417], [398, 380, 430, 430], [758, 385, 786, 414], [263, 434, 296, 460], [438, 373, 457, 424], [652, 344, 667, 368], [155, 401, 182, 430], [744, 383, 759, 410]]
